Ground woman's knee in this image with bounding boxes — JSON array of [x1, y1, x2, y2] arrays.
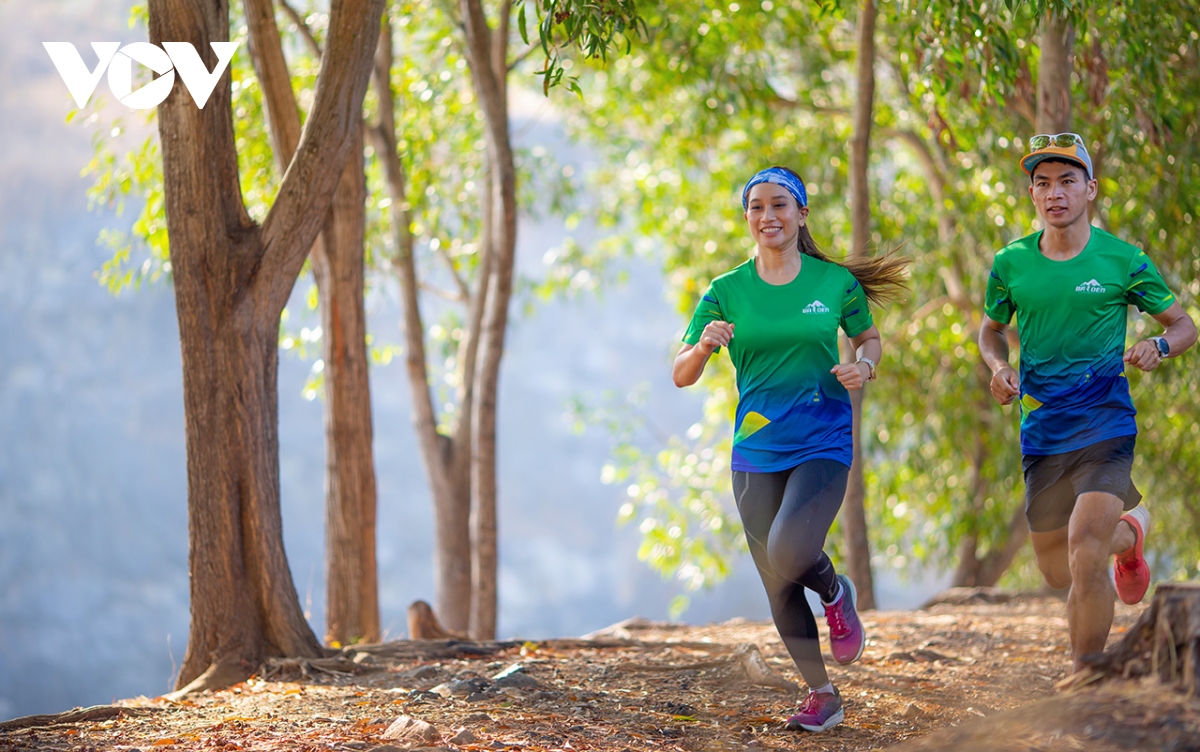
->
[[766, 536, 822, 583]]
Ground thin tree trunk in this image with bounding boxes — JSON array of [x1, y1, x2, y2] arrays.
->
[[370, 17, 475, 633], [843, 0, 877, 610], [245, 0, 379, 646], [887, 125, 1029, 587], [154, 0, 384, 693], [461, 0, 516, 640], [314, 121, 379, 646], [1037, 12, 1074, 134]]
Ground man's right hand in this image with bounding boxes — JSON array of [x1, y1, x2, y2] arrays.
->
[[698, 321, 734, 354], [990, 365, 1020, 405]]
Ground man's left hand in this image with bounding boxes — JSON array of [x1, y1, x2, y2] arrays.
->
[[1124, 340, 1164, 372]]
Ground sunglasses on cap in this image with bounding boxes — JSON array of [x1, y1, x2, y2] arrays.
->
[[1027, 132, 1085, 151]]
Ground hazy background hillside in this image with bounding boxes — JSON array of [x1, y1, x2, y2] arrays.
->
[[0, 0, 943, 721]]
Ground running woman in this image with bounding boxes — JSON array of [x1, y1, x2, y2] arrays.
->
[[673, 166, 907, 732], [979, 133, 1196, 671]]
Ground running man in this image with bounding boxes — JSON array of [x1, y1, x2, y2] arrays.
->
[[979, 133, 1197, 671]]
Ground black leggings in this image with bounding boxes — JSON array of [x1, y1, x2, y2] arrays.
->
[[733, 459, 848, 688]]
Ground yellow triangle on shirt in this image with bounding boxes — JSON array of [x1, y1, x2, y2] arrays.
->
[[735, 411, 771, 443]]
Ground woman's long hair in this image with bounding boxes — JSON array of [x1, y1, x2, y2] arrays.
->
[[797, 225, 909, 305], [775, 166, 910, 305]]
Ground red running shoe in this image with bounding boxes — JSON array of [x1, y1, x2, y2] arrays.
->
[[1114, 505, 1151, 605], [824, 574, 866, 664], [785, 687, 844, 732]]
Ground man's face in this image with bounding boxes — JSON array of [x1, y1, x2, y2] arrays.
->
[[1028, 160, 1097, 230]]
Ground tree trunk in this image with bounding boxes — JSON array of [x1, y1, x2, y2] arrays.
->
[[370, 17, 476, 634], [842, 0, 878, 610], [461, 0, 516, 640], [245, 0, 380, 647], [1036, 12, 1074, 134], [314, 121, 379, 646], [153, 0, 384, 693]]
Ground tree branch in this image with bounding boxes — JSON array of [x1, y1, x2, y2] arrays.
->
[[244, 0, 302, 167], [508, 42, 539, 73], [493, 0, 511, 95], [260, 0, 385, 314], [279, 0, 323, 59], [765, 91, 851, 116], [435, 243, 471, 300], [419, 280, 467, 302]]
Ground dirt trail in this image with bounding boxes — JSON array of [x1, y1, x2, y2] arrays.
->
[[1, 595, 1184, 752]]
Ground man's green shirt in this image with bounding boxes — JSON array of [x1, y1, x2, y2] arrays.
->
[[984, 227, 1176, 455]]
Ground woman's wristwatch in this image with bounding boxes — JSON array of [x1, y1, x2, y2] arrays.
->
[[857, 356, 877, 381]]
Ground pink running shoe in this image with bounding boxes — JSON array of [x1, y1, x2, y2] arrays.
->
[[785, 687, 844, 732], [1114, 505, 1151, 605], [824, 574, 865, 664]]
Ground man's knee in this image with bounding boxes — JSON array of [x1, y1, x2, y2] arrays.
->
[[1067, 526, 1112, 583], [1031, 530, 1070, 588], [1035, 556, 1071, 589]]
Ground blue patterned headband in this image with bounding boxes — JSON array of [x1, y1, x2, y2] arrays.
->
[[741, 167, 807, 210]]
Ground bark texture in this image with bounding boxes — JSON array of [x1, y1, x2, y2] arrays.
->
[[152, 0, 384, 693], [245, 0, 380, 647], [843, 0, 878, 610]]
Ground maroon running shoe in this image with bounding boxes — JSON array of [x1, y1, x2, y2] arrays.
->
[[825, 574, 865, 664], [1114, 505, 1151, 605], [785, 687, 844, 732]]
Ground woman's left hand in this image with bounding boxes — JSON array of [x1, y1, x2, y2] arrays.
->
[[831, 361, 870, 390]]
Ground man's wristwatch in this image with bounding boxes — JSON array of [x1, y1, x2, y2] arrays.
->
[[1153, 336, 1171, 358], [857, 356, 877, 382]]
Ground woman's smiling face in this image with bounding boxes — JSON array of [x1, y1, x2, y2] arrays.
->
[[744, 182, 808, 253]]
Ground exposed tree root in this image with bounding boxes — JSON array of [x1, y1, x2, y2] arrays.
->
[[0, 705, 162, 732], [166, 658, 259, 700], [260, 655, 363, 682]]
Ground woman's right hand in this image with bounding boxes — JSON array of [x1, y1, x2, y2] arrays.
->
[[699, 321, 735, 353]]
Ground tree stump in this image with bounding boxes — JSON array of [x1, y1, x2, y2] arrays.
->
[[407, 600, 466, 640], [1062, 582, 1200, 693]]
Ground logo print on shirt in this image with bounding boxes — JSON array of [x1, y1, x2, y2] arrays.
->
[[1075, 279, 1106, 293], [802, 300, 831, 314]]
